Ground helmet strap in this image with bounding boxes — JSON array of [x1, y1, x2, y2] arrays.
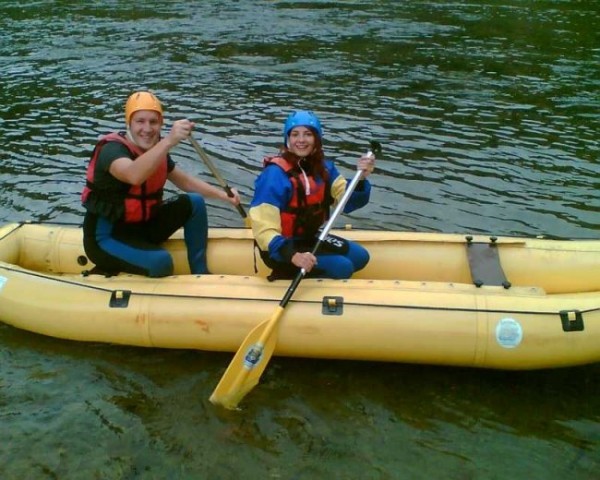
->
[[125, 127, 139, 147]]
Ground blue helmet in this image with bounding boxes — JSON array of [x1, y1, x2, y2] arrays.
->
[[283, 110, 323, 144]]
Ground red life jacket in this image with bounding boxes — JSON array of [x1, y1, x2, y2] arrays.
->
[[81, 132, 167, 223], [263, 156, 330, 238]]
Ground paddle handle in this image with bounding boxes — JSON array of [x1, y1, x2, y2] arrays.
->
[[189, 136, 248, 219]]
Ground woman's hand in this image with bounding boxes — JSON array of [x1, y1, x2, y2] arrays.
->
[[291, 251, 317, 272], [357, 152, 376, 179]]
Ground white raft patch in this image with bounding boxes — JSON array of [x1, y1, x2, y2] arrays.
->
[[495, 317, 523, 349]]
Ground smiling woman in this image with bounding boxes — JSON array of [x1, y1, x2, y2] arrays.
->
[[250, 111, 377, 280]]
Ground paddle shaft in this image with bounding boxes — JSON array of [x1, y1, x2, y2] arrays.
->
[[189, 136, 248, 220]]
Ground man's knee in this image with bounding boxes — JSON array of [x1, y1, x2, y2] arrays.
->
[[147, 251, 174, 277], [187, 193, 207, 214]]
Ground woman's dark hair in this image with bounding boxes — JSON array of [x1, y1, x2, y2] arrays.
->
[[281, 128, 328, 182]]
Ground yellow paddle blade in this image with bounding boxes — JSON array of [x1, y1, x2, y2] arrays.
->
[[209, 307, 284, 410]]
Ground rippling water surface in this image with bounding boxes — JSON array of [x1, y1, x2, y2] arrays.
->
[[1, 1, 599, 479]]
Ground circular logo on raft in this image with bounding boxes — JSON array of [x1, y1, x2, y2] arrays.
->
[[495, 317, 523, 349]]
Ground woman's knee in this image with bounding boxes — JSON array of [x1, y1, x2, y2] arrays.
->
[[318, 257, 354, 279], [349, 242, 370, 271], [331, 261, 354, 279]]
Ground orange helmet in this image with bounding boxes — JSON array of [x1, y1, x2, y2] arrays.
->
[[125, 91, 163, 125]]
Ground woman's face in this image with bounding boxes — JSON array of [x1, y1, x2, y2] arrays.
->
[[287, 126, 316, 157], [129, 110, 162, 150]]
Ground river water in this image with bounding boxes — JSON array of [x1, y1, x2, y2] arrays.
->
[[1, 1, 599, 478]]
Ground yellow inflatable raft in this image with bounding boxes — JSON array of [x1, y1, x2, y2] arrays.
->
[[0, 222, 598, 370]]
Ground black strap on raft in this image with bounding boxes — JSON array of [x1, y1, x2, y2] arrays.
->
[[465, 236, 511, 289]]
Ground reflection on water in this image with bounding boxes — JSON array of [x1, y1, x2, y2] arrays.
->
[[0, 1, 599, 479]]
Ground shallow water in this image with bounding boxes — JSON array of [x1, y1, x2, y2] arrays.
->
[[0, 1, 599, 479]]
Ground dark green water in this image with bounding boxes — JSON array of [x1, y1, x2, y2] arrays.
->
[[0, 1, 598, 479]]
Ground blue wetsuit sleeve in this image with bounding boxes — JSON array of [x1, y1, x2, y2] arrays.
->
[[249, 166, 298, 262]]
